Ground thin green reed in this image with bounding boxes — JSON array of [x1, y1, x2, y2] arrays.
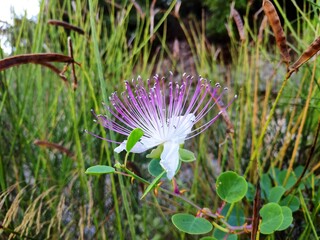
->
[[0, 61, 6, 191], [32, 0, 46, 53], [298, 189, 318, 239], [88, 0, 107, 101]]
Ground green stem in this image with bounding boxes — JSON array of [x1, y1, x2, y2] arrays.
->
[[122, 166, 216, 213], [118, 166, 251, 233], [124, 151, 130, 167], [122, 167, 149, 185], [212, 221, 229, 233]]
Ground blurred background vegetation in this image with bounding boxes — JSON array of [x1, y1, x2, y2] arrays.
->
[[0, 0, 319, 239]]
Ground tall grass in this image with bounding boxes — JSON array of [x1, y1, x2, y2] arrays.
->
[[0, 0, 319, 239]]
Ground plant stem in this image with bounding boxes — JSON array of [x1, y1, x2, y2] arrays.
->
[[120, 166, 252, 233]]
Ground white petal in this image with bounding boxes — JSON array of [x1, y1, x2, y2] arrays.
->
[[169, 113, 195, 143], [114, 141, 126, 153], [114, 137, 159, 154], [160, 141, 180, 180], [139, 137, 160, 150]]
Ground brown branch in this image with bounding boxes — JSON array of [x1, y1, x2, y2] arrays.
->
[[38, 62, 68, 83], [251, 178, 261, 240], [230, 3, 245, 41], [48, 19, 85, 35], [263, 0, 291, 67], [67, 37, 78, 90], [34, 139, 74, 158], [288, 36, 320, 78], [0, 53, 76, 71]]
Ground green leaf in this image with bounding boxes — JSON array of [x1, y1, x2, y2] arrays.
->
[[220, 203, 246, 226], [278, 170, 296, 190], [85, 165, 115, 175], [179, 148, 196, 162], [260, 203, 283, 234], [260, 173, 272, 199], [246, 182, 256, 202], [213, 229, 238, 240], [216, 171, 248, 203], [269, 168, 281, 183], [140, 171, 165, 199], [200, 237, 217, 240], [279, 194, 300, 212], [126, 128, 144, 152], [277, 206, 293, 231], [268, 186, 286, 203], [172, 213, 213, 235], [148, 159, 167, 178], [294, 165, 304, 176], [293, 165, 317, 190], [146, 145, 163, 158]]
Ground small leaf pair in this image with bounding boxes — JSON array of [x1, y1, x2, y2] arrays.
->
[[260, 203, 293, 234]]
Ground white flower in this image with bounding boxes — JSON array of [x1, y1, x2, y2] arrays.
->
[[91, 73, 234, 179]]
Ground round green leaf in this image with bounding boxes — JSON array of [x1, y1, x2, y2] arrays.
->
[[179, 148, 196, 162], [200, 237, 217, 240], [279, 194, 300, 212], [148, 159, 181, 179], [259, 203, 283, 234], [268, 186, 286, 203], [126, 128, 144, 152], [216, 171, 248, 203], [85, 165, 115, 175], [277, 206, 293, 231], [213, 229, 238, 240], [148, 159, 167, 178], [172, 213, 213, 235]]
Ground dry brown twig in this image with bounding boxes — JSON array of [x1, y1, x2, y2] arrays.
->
[[263, 0, 291, 68], [67, 37, 78, 90], [34, 139, 74, 158], [251, 179, 261, 240], [230, 2, 246, 42], [287, 36, 320, 78], [0, 38, 80, 89], [47, 20, 85, 35]]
